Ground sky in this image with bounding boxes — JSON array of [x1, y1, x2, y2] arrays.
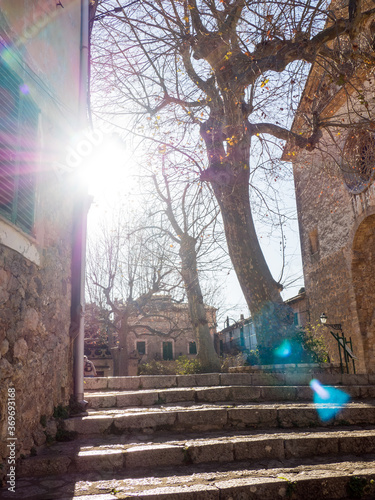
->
[[85, 128, 304, 326]]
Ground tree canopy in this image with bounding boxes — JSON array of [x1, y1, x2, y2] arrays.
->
[[91, 0, 375, 347]]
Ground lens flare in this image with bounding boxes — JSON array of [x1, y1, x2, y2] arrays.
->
[[274, 340, 292, 358], [20, 84, 29, 95], [309, 378, 350, 421]]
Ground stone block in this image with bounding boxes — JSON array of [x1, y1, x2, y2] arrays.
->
[[277, 407, 319, 428], [338, 407, 375, 425], [117, 484, 219, 499], [186, 439, 234, 464], [177, 408, 227, 431], [217, 476, 283, 500], [140, 375, 177, 389], [260, 386, 297, 401], [63, 415, 113, 435], [13, 338, 28, 360], [252, 373, 285, 386], [117, 392, 159, 407], [87, 395, 116, 409], [315, 373, 343, 386], [107, 377, 140, 391], [234, 437, 284, 461], [73, 449, 124, 472], [229, 386, 261, 402], [341, 374, 369, 386], [176, 374, 196, 387], [162, 388, 195, 403], [344, 385, 361, 398], [195, 387, 231, 402], [339, 433, 375, 454], [113, 411, 177, 432], [284, 435, 339, 458], [18, 455, 71, 477], [220, 373, 252, 386], [285, 373, 312, 386], [195, 373, 220, 386], [228, 407, 278, 429], [125, 444, 184, 468], [296, 386, 314, 400], [360, 385, 375, 398], [84, 378, 108, 391]]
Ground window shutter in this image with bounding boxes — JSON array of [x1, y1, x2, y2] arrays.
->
[[0, 59, 39, 234]]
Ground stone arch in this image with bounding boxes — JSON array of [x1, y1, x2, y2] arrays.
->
[[352, 214, 375, 373]]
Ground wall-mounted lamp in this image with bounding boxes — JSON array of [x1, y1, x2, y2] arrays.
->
[[320, 312, 328, 324]]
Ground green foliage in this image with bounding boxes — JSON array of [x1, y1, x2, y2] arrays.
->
[[220, 353, 245, 372], [245, 324, 328, 365], [40, 415, 47, 428], [30, 447, 37, 457], [175, 355, 202, 375], [138, 356, 203, 375], [347, 476, 374, 498], [53, 404, 69, 420]]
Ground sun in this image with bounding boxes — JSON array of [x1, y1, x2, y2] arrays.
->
[[83, 133, 129, 199]]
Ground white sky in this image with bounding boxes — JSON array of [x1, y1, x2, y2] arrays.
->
[[86, 132, 304, 326]]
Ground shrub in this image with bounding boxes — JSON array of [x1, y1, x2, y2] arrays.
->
[[138, 356, 203, 375], [245, 324, 328, 366]]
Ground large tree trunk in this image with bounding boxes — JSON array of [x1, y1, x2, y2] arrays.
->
[[179, 235, 221, 372], [116, 313, 129, 376], [201, 123, 295, 350]]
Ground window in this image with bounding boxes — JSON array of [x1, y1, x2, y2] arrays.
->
[[294, 312, 299, 326], [309, 227, 319, 255], [136, 341, 146, 355], [342, 130, 375, 194], [162, 341, 173, 360], [0, 59, 39, 234], [188, 341, 197, 355]]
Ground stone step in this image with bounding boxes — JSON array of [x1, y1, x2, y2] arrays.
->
[[17, 427, 375, 479], [63, 400, 375, 436], [84, 371, 374, 392], [84, 384, 375, 408], [8, 456, 375, 499]]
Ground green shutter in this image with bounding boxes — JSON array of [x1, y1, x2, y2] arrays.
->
[[0, 59, 38, 234], [163, 341, 173, 360]]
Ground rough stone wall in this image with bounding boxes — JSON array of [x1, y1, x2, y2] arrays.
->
[[293, 134, 375, 373], [0, 0, 82, 474], [0, 239, 73, 465]]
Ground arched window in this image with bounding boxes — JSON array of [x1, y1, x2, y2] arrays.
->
[[342, 130, 375, 194]]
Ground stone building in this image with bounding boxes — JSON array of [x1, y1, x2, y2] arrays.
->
[[86, 295, 218, 375], [287, 5, 375, 373], [0, 1, 89, 470]]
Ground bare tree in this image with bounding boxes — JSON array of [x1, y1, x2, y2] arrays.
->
[[86, 212, 189, 375], [91, 0, 375, 347], [145, 154, 227, 371]]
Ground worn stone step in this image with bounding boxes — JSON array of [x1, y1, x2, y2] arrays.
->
[[17, 427, 375, 479], [84, 384, 375, 408], [7, 456, 375, 499], [84, 371, 375, 392], [63, 400, 375, 436]]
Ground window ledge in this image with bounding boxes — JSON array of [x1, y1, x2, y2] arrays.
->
[[0, 217, 41, 266]]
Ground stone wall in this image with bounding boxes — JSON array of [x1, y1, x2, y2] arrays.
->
[[0, 231, 73, 467], [293, 124, 375, 374]]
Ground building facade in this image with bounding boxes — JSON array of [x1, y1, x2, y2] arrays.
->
[[288, 9, 375, 373], [0, 1, 88, 471], [85, 295, 218, 375]]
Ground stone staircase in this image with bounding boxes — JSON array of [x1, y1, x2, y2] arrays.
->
[[8, 371, 375, 499]]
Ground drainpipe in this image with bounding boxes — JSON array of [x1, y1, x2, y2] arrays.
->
[[73, 0, 89, 406]]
